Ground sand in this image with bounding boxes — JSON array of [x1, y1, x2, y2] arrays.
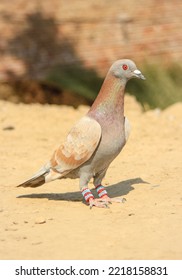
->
[[0, 96, 182, 260]]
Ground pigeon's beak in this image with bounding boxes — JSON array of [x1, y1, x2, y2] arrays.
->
[[133, 69, 146, 80]]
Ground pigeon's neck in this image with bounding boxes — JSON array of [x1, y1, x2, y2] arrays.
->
[[88, 72, 126, 120]]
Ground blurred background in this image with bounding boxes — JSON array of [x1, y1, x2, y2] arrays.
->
[[0, 0, 182, 110]]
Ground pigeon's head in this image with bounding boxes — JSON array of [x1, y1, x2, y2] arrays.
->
[[110, 59, 145, 81]]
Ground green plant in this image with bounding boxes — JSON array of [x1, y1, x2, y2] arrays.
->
[[46, 64, 103, 101], [126, 63, 182, 110]]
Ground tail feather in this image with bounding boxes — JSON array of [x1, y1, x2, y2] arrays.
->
[[17, 166, 49, 188]]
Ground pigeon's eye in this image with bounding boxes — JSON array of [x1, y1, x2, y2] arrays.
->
[[122, 64, 128, 70]]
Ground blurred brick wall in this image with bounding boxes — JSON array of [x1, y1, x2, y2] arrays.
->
[[0, 0, 182, 79]]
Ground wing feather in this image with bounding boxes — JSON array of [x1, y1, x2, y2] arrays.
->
[[50, 116, 101, 175]]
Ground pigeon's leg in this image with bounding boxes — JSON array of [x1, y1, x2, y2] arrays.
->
[[80, 175, 108, 208], [93, 171, 126, 204], [93, 169, 111, 202], [81, 187, 109, 208]]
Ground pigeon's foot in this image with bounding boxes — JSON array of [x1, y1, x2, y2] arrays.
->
[[95, 185, 126, 205], [88, 198, 109, 209], [97, 194, 126, 204], [88, 195, 126, 209]]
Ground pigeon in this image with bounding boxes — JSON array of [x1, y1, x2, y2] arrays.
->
[[17, 59, 145, 208]]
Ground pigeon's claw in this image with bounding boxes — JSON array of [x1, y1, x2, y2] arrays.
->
[[89, 198, 110, 209], [97, 195, 126, 204]]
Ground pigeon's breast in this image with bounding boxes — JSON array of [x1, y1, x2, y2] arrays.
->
[[98, 120, 126, 157], [85, 118, 126, 173]]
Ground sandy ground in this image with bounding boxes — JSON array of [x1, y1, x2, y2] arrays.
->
[[0, 96, 182, 260]]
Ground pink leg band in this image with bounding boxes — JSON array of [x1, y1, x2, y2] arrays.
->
[[81, 188, 94, 202], [95, 184, 108, 198]]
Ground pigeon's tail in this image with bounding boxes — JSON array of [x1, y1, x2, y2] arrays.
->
[[17, 165, 50, 188]]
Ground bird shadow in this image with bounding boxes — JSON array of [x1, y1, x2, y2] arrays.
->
[[17, 177, 149, 202]]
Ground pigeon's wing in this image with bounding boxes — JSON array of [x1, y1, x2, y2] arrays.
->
[[124, 116, 131, 142], [49, 116, 101, 176]]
